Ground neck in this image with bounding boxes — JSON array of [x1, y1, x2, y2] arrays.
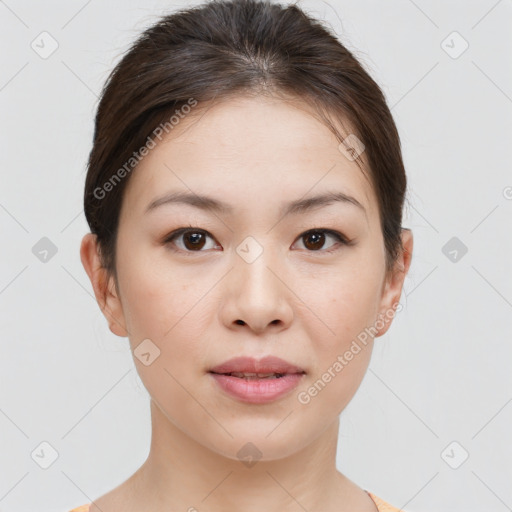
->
[[127, 399, 356, 512]]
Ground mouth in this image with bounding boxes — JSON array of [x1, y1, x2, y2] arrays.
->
[[208, 355, 306, 404], [209, 371, 297, 379]]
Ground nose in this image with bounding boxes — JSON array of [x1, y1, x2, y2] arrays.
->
[[219, 248, 293, 335]]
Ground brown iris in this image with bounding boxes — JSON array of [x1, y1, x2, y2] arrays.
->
[[302, 231, 325, 251], [182, 231, 207, 250]]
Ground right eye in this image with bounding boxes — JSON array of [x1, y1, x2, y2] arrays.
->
[[163, 227, 221, 253]]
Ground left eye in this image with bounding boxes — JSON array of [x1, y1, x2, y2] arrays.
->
[[163, 228, 348, 253], [292, 229, 348, 252]]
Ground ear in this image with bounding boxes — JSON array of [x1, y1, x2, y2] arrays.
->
[[80, 233, 128, 337], [374, 228, 413, 338]]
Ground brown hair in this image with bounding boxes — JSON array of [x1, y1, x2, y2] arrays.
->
[[84, 0, 407, 282]]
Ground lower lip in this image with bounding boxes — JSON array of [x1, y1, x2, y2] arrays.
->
[[209, 372, 305, 404]]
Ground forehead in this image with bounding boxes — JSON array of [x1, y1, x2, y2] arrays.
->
[[121, 94, 378, 222]]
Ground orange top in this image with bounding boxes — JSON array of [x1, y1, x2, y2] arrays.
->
[[68, 491, 402, 511], [367, 491, 404, 511]]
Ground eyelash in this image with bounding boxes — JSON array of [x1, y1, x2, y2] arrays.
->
[[162, 226, 352, 256]]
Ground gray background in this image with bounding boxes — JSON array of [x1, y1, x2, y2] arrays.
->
[[0, 1, 511, 511]]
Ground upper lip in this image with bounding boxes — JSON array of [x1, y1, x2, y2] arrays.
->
[[209, 356, 306, 375]]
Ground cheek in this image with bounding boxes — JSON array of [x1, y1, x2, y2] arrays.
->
[[123, 275, 207, 361], [296, 262, 383, 407], [118, 259, 209, 412], [295, 274, 380, 414], [116, 242, 199, 337], [302, 262, 383, 348], [113, 262, 201, 404]]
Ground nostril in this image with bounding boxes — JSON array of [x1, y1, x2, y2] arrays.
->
[[235, 319, 245, 325]]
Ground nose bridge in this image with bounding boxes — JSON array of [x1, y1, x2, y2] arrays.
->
[[235, 234, 282, 300], [223, 234, 293, 332]]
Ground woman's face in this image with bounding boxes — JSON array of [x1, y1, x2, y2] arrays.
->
[[85, 95, 408, 461]]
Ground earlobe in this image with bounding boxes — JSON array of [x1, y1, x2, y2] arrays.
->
[[374, 228, 413, 338], [80, 233, 129, 338]]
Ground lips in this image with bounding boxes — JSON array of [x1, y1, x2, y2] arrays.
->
[[208, 356, 306, 404], [209, 355, 306, 376]]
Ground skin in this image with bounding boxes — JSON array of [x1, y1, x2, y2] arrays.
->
[[80, 94, 413, 512]]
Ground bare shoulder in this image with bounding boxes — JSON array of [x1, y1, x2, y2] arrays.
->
[[88, 489, 127, 512], [333, 472, 380, 512], [88, 473, 142, 512]]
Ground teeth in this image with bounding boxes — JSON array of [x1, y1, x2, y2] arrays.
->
[[229, 372, 283, 379]]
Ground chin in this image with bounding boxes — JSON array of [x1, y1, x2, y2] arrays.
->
[[200, 420, 318, 464]]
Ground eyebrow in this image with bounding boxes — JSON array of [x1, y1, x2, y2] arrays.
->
[[145, 190, 366, 217]]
